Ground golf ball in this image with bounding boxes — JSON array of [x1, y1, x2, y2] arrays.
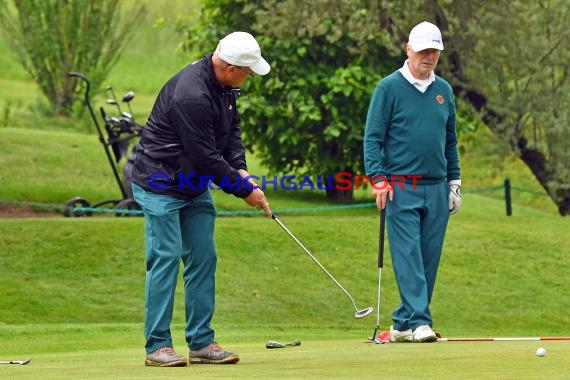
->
[[536, 347, 546, 357]]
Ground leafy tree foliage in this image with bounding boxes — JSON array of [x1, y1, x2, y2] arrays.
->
[[385, 0, 570, 215], [0, 0, 146, 116], [179, 0, 569, 212], [454, 1, 570, 215], [178, 0, 397, 200]]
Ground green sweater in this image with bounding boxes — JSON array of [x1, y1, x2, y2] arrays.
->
[[364, 71, 460, 184]]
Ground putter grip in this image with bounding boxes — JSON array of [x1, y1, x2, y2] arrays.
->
[[378, 209, 386, 268]]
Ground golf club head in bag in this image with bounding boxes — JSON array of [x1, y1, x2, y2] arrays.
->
[[68, 72, 143, 206]]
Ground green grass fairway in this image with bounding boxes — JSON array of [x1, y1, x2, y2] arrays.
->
[[0, 324, 568, 379], [1, 200, 569, 378], [1, 1, 568, 378], [0, 127, 560, 215]]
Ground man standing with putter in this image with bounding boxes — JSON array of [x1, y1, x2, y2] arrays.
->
[[131, 31, 272, 366], [364, 21, 461, 343]]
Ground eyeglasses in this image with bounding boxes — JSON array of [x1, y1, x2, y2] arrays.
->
[[235, 66, 256, 77]]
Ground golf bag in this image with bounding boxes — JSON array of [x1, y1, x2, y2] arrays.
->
[[63, 72, 143, 217]]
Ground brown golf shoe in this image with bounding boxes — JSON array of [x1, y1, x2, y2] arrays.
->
[[145, 346, 188, 367], [189, 342, 240, 364]]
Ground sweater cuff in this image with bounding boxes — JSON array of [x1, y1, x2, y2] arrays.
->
[[233, 186, 253, 199]]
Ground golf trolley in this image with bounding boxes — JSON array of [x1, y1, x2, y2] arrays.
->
[[63, 72, 143, 217]]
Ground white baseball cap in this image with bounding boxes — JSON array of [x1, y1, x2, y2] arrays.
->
[[217, 32, 270, 76], [408, 21, 444, 52]]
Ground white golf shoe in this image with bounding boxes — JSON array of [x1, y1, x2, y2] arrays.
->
[[413, 325, 437, 343], [389, 325, 413, 343]]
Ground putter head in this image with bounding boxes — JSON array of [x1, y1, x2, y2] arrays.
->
[[355, 307, 373, 319], [266, 340, 285, 349], [1, 357, 31, 365], [266, 340, 301, 349], [367, 337, 385, 344]]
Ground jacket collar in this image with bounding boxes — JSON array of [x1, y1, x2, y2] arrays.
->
[[203, 53, 240, 97]]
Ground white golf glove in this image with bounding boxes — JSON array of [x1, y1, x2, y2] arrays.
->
[[448, 179, 462, 215]]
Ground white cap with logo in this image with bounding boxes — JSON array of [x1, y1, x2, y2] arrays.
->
[[217, 32, 270, 76], [408, 21, 444, 52]]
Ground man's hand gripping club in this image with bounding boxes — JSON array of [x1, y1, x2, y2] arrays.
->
[[239, 169, 272, 217], [372, 179, 393, 211]]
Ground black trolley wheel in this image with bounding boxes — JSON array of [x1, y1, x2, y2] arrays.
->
[[115, 198, 141, 217], [63, 197, 93, 217]]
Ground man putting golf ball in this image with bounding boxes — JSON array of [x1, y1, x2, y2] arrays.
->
[[536, 347, 546, 357]]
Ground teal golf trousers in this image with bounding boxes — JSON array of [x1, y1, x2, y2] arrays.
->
[[132, 183, 217, 353], [387, 181, 449, 331]]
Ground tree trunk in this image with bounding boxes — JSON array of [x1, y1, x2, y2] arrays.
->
[[517, 138, 570, 216], [325, 185, 354, 202], [325, 168, 354, 202], [450, 84, 569, 215]]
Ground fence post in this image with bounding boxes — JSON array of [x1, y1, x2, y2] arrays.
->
[[504, 177, 512, 216]]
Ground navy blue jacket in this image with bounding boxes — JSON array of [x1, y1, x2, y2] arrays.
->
[[131, 53, 252, 200]]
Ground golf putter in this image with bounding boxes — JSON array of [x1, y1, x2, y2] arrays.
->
[[368, 208, 386, 344], [266, 340, 301, 349], [272, 214, 373, 319], [0, 357, 31, 365]]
